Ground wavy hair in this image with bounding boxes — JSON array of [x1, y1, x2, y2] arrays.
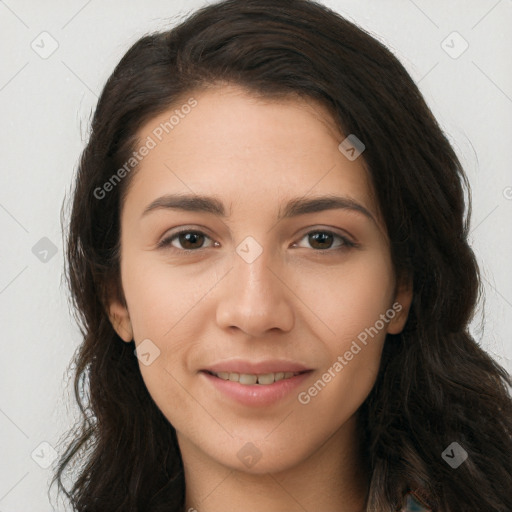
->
[[54, 1, 512, 510]]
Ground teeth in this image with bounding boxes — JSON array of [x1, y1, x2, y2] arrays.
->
[[239, 373, 258, 385], [212, 371, 301, 385], [256, 373, 275, 385]]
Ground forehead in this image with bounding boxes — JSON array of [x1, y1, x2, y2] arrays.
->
[[122, 85, 380, 226]]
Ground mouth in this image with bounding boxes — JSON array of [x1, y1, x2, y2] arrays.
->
[[202, 370, 307, 385], [199, 363, 313, 406]]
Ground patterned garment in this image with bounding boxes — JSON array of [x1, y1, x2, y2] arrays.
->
[[400, 491, 432, 511]]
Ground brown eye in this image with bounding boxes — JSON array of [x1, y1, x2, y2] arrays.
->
[[177, 232, 206, 249], [158, 230, 215, 251], [295, 230, 355, 251], [308, 232, 335, 249]]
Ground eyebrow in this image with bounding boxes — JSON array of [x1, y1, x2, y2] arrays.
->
[[142, 193, 376, 223]]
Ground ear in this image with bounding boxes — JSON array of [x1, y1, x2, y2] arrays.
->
[[387, 274, 413, 335], [108, 298, 134, 342], [106, 279, 133, 342]]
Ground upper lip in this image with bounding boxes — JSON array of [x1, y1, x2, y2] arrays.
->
[[202, 359, 312, 375]]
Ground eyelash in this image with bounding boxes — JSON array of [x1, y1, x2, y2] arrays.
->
[[157, 228, 358, 253]]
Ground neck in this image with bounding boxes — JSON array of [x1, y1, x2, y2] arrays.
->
[[180, 415, 369, 512]]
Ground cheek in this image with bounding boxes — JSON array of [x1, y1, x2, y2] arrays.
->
[[292, 249, 396, 340], [121, 254, 223, 340], [120, 254, 225, 413], [294, 276, 393, 432], [293, 252, 395, 400]]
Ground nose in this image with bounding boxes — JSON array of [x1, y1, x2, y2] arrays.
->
[[215, 245, 295, 337]]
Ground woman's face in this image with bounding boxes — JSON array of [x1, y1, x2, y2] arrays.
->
[[109, 85, 412, 474]]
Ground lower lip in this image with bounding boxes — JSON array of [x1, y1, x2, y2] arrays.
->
[[200, 371, 313, 407]]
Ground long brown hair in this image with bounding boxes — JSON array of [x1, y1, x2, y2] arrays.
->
[[54, 1, 512, 510]]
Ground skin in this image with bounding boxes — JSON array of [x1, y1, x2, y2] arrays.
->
[[109, 85, 413, 512]]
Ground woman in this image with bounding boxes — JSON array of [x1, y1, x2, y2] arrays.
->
[[54, 0, 512, 510]]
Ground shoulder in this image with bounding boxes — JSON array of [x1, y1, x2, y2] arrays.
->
[[400, 491, 432, 511]]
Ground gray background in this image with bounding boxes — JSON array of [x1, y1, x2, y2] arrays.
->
[[1, 0, 511, 510]]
